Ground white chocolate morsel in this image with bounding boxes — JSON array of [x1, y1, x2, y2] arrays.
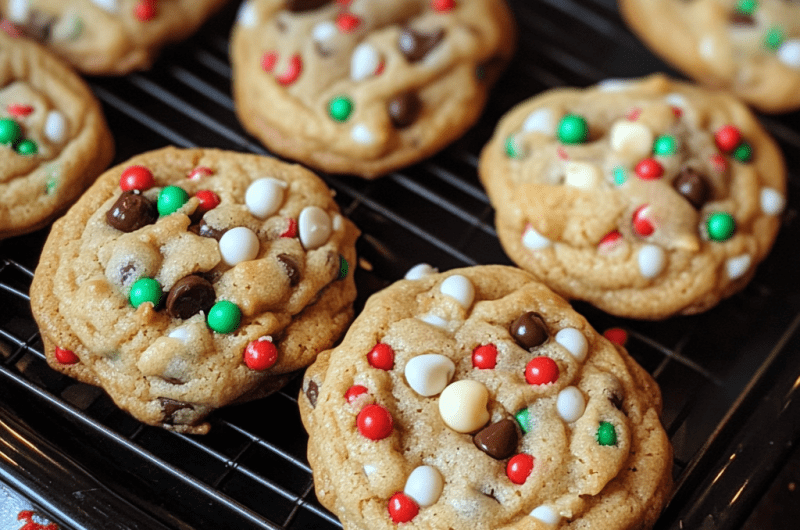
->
[[726, 254, 751, 280], [597, 78, 634, 92], [522, 224, 552, 250], [219, 226, 260, 266], [44, 111, 67, 144], [778, 40, 800, 69], [245, 177, 286, 219], [419, 314, 449, 329], [530, 505, 561, 527], [404, 466, 444, 507], [564, 161, 600, 189], [312, 21, 337, 45], [637, 244, 666, 279], [236, 1, 257, 27], [609, 120, 654, 159], [351, 124, 375, 145], [405, 263, 438, 280], [439, 274, 475, 308], [522, 108, 555, 135], [760, 188, 785, 216], [439, 380, 490, 433], [404, 354, 455, 397], [555, 328, 588, 362], [363, 464, 377, 476], [556, 386, 586, 422], [298, 206, 332, 250], [351, 43, 383, 81], [8, 0, 30, 23], [91, 0, 118, 13]]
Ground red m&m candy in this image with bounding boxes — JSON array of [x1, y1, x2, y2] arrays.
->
[[345, 385, 368, 404], [472, 344, 498, 369], [195, 190, 220, 213], [506, 453, 535, 484], [357, 404, 393, 440], [54, 347, 79, 364], [715, 125, 741, 153], [388, 492, 419, 523], [367, 342, 394, 370], [120, 165, 155, 191], [525, 356, 559, 385], [244, 337, 278, 371], [634, 158, 663, 180]]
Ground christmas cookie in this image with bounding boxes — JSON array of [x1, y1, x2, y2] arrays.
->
[[479, 75, 786, 320], [229, 0, 516, 178], [300, 265, 672, 529], [0, 30, 112, 239], [620, 0, 800, 113], [30, 147, 360, 434], [0, 0, 229, 75]]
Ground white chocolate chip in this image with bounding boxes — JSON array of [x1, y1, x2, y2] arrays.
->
[[312, 21, 337, 43], [778, 40, 800, 69], [438, 380, 490, 433], [167, 327, 192, 344], [351, 124, 374, 145], [609, 120, 654, 158], [555, 328, 588, 362], [420, 314, 449, 329], [637, 244, 666, 279], [698, 35, 717, 61], [44, 111, 67, 144], [726, 254, 751, 280], [530, 505, 561, 526], [363, 464, 377, 475], [522, 108, 554, 135], [219, 227, 260, 266], [298, 206, 332, 250], [760, 187, 786, 215], [351, 43, 382, 81], [405, 263, 438, 280], [522, 224, 552, 250], [439, 274, 475, 308], [236, 1, 257, 27], [8, 0, 30, 23], [597, 78, 633, 92], [564, 161, 600, 189], [556, 386, 585, 422], [404, 466, 444, 507], [245, 178, 286, 219], [404, 354, 455, 397], [91, 0, 118, 13]]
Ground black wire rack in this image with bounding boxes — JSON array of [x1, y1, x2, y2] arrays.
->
[[2, 0, 800, 528]]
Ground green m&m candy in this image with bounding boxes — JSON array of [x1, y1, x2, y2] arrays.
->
[[735, 0, 758, 15], [596, 421, 618, 446], [0, 118, 21, 145], [652, 135, 677, 156], [732, 141, 753, 163], [207, 300, 242, 334], [129, 278, 163, 308], [764, 26, 785, 51], [328, 96, 354, 122], [514, 407, 532, 433], [157, 185, 190, 216], [16, 139, 38, 156], [706, 212, 736, 242], [557, 114, 588, 144]]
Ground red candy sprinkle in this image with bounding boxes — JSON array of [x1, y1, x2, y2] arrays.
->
[[277, 54, 303, 85], [357, 404, 393, 440], [134, 0, 157, 21], [367, 343, 394, 370], [336, 12, 361, 33], [598, 230, 623, 251], [710, 154, 728, 173], [261, 51, 278, 72], [195, 190, 220, 212], [7, 104, 33, 117], [432, 0, 457, 11], [388, 492, 419, 523], [345, 385, 368, 404], [119, 165, 155, 191], [187, 166, 214, 180], [632, 205, 655, 237], [506, 453, 535, 484], [472, 344, 498, 369], [604, 327, 628, 346], [244, 337, 279, 371], [54, 347, 79, 365], [525, 356, 559, 385], [281, 218, 298, 238], [715, 125, 741, 153], [635, 158, 664, 180], [671, 106, 683, 118]]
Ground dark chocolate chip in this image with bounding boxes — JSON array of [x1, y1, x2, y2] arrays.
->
[[388, 92, 422, 128], [398, 27, 445, 62], [106, 191, 157, 232], [306, 380, 319, 408], [159, 397, 194, 423], [730, 12, 755, 25], [120, 263, 137, 285], [286, 0, 332, 12], [277, 253, 302, 286], [673, 168, 709, 209], [189, 219, 225, 240], [473, 419, 519, 460], [509, 312, 548, 350], [166, 275, 216, 319]]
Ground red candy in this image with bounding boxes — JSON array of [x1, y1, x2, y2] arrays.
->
[[134, 0, 157, 21], [710, 154, 728, 173], [632, 205, 655, 237], [277, 54, 303, 85], [525, 356, 559, 385], [54, 347, 79, 365], [336, 13, 361, 33], [195, 190, 220, 212], [119, 165, 155, 191], [187, 166, 214, 180], [281, 218, 298, 238], [506, 453, 535, 484], [357, 404, 393, 440], [367, 343, 394, 370], [635, 158, 663, 180], [244, 337, 279, 371], [604, 327, 628, 347], [432, 0, 457, 11], [715, 125, 741, 153], [472, 344, 498, 369], [388, 492, 419, 523], [345, 385, 368, 404], [556, 146, 569, 160], [598, 230, 623, 251], [261, 51, 278, 72], [625, 107, 642, 121], [7, 104, 33, 117]]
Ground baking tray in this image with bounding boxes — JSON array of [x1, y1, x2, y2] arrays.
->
[[1, 0, 800, 528]]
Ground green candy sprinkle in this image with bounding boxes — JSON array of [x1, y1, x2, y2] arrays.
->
[[732, 141, 753, 163], [764, 27, 785, 51], [613, 167, 627, 186], [16, 139, 38, 156], [157, 185, 190, 216], [0, 118, 21, 145], [652, 135, 677, 156], [129, 278, 163, 308], [337, 255, 349, 280], [557, 114, 588, 144], [596, 421, 618, 446], [515, 408, 532, 434], [735, 0, 758, 15], [328, 96, 353, 122], [706, 212, 736, 242], [505, 135, 522, 158], [207, 300, 242, 334]]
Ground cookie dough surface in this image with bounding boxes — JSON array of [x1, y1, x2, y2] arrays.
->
[[31, 147, 360, 434], [1, 0, 229, 75], [620, 0, 800, 113], [0, 30, 113, 239], [230, 0, 516, 178], [300, 265, 672, 530], [479, 75, 786, 320]]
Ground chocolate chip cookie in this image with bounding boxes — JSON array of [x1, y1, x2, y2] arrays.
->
[[300, 265, 672, 530], [230, 0, 516, 178], [30, 147, 359, 434], [479, 75, 786, 320]]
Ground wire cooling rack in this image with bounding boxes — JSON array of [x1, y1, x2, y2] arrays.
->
[[2, 0, 800, 528]]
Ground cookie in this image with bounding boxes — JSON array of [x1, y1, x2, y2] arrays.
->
[[0, 0, 229, 75], [479, 75, 786, 320], [230, 0, 516, 178], [30, 147, 360, 434], [0, 30, 113, 239], [299, 265, 672, 530], [620, 0, 800, 113]]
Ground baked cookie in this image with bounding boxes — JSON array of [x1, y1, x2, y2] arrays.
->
[[230, 0, 516, 178], [0, 30, 113, 239], [30, 147, 359, 434], [479, 75, 786, 320], [0, 0, 229, 75], [300, 265, 672, 530], [620, 0, 800, 113]]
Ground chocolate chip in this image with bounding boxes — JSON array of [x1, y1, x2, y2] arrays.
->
[[510, 312, 548, 350], [473, 419, 519, 460], [398, 27, 445, 62], [673, 168, 709, 209], [306, 380, 319, 408], [730, 12, 755, 25], [19, 10, 54, 41], [159, 397, 194, 424], [189, 219, 225, 240], [286, 0, 332, 12], [166, 275, 216, 319], [277, 254, 302, 286], [388, 92, 422, 128], [106, 191, 157, 232]]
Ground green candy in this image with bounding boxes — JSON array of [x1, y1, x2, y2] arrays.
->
[[328, 96, 353, 122], [157, 185, 190, 216], [735, 0, 758, 15], [129, 278, 163, 308], [337, 255, 349, 280], [0, 118, 21, 145], [505, 135, 521, 158], [596, 421, 618, 446], [557, 114, 588, 144], [732, 141, 753, 163], [652, 135, 677, 156], [16, 139, 38, 156], [706, 212, 736, 242], [207, 300, 242, 334], [613, 167, 627, 186], [764, 27, 785, 51], [514, 408, 532, 434]]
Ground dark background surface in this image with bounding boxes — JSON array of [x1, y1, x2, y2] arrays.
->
[[1, 0, 800, 528]]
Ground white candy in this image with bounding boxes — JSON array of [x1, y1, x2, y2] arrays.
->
[[44, 111, 67, 143], [530, 505, 561, 526], [597, 78, 633, 92], [760, 187, 786, 215], [351, 124, 375, 145], [363, 464, 377, 475], [420, 314, 448, 329], [405, 263, 438, 280], [168, 327, 192, 344], [439, 275, 475, 308], [564, 161, 600, 189], [8, 0, 30, 23], [439, 380, 490, 433], [637, 244, 666, 279], [726, 254, 751, 280], [555, 328, 588, 362], [698, 36, 717, 61], [245, 178, 286, 219], [522, 224, 552, 250], [609, 120, 654, 158], [351, 43, 382, 81], [91, 0, 118, 13], [312, 21, 337, 43], [298, 206, 332, 250], [778, 40, 800, 69], [522, 108, 554, 135], [664, 93, 689, 110], [219, 226, 260, 266], [404, 354, 455, 397], [236, 1, 257, 27], [556, 386, 585, 423], [404, 466, 444, 507]]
